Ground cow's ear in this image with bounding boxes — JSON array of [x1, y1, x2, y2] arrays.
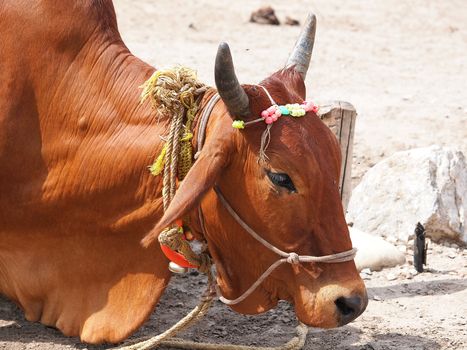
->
[[141, 139, 230, 247]]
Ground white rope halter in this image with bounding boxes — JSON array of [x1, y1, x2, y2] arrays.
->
[[213, 186, 357, 305], [195, 87, 357, 306]]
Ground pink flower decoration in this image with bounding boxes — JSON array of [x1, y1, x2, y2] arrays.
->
[[302, 101, 314, 112], [267, 106, 276, 114], [261, 105, 282, 124]]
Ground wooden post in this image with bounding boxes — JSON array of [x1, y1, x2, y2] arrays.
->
[[318, 101, 357, 212]]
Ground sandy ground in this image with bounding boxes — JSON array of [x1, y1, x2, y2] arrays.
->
[[1, 0, 467, 349]]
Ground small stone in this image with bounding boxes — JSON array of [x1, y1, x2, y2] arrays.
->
[[285, 16, 300, 26], [250, 6, 280, 25], [361, 268, 372, 275], [448, 252, 456, 259], [386, 272, 398, 281], [373, 295, 382, 301], [405, 268, 418, 279], [350, 227, 406, 271]]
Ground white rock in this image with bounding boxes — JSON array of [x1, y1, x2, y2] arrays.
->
[[402, 267, 418, 279], [386, 272, 398, 281], [347, 146, 467, 244], [349, 227, 406, 271], [398, 245, 407, 253]]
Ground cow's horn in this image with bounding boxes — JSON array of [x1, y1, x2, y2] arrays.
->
[[215, 42, 250, 118], [285, 13, 317, 80]]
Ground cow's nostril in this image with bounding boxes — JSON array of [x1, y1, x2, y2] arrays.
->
[[335, 296, 356, 316], [335, 295, 364, 325]]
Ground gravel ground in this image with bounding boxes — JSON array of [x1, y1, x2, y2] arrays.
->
[[1, 241, 466, 349]]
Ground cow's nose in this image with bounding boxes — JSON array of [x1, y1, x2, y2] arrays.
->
[[334, 295, 367, 325]]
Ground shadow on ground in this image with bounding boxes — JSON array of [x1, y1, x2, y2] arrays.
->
[[306, 325, 442, 350], [367, 278, 466, 300]]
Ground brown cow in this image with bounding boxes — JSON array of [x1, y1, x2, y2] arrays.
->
[[0, 0, 367, 344]]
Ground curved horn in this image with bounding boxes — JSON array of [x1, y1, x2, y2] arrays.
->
[[285, 13, 317, 80], [215, 42, 250, 118]]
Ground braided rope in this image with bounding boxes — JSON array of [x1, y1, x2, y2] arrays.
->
[[158, 323, 308, 350], [117, 274, 217, 350]]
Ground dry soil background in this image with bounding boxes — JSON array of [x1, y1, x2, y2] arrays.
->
[[1, 0, 467, 349]]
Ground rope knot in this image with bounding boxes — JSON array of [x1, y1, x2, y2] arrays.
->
[[287, 252, 300, 265]]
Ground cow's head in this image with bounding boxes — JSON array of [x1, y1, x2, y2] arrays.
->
[[143, 14, 367, 328]]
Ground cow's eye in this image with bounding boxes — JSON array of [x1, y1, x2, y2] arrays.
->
[[267, 171, 297, 193]]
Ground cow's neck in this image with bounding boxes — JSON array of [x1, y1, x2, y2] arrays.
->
[[16, 31, 166, 233]]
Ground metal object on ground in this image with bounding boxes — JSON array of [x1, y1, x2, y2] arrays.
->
[[414, 222, 427, 272]]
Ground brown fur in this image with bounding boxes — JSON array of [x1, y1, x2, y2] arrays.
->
[[0, 0, 366, 344]]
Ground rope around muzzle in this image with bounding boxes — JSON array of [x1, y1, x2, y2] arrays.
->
[[213, 185, 357, 306]]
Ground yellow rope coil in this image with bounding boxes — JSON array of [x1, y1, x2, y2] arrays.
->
[[142, 66, 204, 182]]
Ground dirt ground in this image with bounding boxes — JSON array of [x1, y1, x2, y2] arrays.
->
[[1, 0, 467, 349]]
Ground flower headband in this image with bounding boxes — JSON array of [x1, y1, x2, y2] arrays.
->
[[231, 85, 319, 161]]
